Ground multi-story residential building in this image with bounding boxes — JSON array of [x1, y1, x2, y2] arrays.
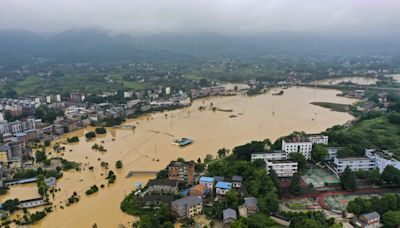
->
[[171, 195, 203, 218], [167, 161, 196, 185], [147, 179, 179, 194], [265, 160, 298, 177], [333, 157, 376, 173], [281, 135, 329, 160], [251, 150, 288, 161], [282, 138, 313, 160], [199, 176, 215, 190], [215, 182, 232, 195], [365, 149, 400, 173]]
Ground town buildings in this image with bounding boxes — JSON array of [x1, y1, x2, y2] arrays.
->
[[265, 160, 298, 177], [167, 161, 196, 185], [147, 179, 179, 194], [171, 195, 203, 218], [281, 134, 329, 160], [215, 181, 233, 195], [353, 211, 381, 228], [199, 176, 215, 190], [333, 156, 376, 173], [223, 208, 237, 226], [251, 150, 288, 161], [333, 149, 400, 173]]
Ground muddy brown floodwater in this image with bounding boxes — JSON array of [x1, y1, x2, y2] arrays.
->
[[310, 76, 377, 85], [5, 87, 358, 227]]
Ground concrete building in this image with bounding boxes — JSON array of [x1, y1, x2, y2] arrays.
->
[[307, 134, 329, 145], [244, 197, 259, 215], [199, 176, 215, 190], [223, 208, 237, 226], [354, 211, 380, 228], [189, 184, 208, 197], [215, 182, 232, 195], [281, 134, 329, 160], [365, 149, 400, 173], [171, 195, 203, 218], [251, 150, 288, 161], [147, 179, 179, 194], [333, 157, 376, 173], [232, 175, 243, 188], [18, 198, 45, 208], [282, 138, 313, 160], [265, 160, 298, 177], [167, 161, 196, 185]]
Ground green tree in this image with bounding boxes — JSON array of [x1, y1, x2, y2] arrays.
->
[[85, 131, 96, 139], [289, 172, 302, 195], [311, 144, 328, 162], [340, 166, 357, 190], [382, 211, 400, 228], [231, 217, 249, 228], [2, 199, 20, 213], [296, 218, 322, 228], [217, 148, 229, 158], [247, 213, 276, 228], [225, 190, 243, 209], [95, 127, 107, 134], [289, 152, 307, 170], [115, 160, 123, 169], [368, 168, 381, 186], [382, 165, 400, 184], [35, 150, 47, 162]]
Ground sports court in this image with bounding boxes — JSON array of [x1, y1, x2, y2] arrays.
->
[[302, 168, 340, 188], [323, 193, 379, 211]]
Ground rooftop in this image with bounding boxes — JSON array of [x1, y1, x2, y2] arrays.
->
[[360, 211, 380, 221], [172, 195, 202, 208], [223, 208, 237, 221], [199, 176, 215, 183], [215, 181, 232, 189], [148, 179, 178, 187], [232, 175, 243, 182]]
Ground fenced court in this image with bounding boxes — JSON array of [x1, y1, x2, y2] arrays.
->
[[302, 168, 340, 188], [323, 193, 380, 211]]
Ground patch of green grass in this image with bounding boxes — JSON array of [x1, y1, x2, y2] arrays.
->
[[288, 202, 306, 209], [15, 75, 44, 95]]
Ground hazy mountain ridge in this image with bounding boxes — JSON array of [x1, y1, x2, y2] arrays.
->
[[1, 29, 400, 65]]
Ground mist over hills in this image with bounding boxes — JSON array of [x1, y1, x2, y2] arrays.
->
[[0, 29, 399, 65]]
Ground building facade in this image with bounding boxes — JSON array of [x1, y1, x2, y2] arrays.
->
[[167, 161, 196, 185], [265, 160, 298, 177], [333, 157, 376, 173]]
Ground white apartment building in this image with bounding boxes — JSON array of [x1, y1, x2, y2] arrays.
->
[[333, 157, 376, 173], [365, 149, 400, 173], [265, 160, 298, 177], [251, 150, 288, 161], [282, 139, 313, 160], [281, 135, 329, 160]]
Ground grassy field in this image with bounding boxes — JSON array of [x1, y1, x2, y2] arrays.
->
[[326, 115, 400, 156]]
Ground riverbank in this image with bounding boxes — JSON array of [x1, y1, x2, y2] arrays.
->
[[2, 86, 358, 227]]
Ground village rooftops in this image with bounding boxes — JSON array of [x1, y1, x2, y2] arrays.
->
[[172, 195, 202, 208], [252, 150, 286, 154], [360, 211, 380, 221], [199, 176, 215, 183], [335, 157, 375, 161], [148, 179, 178, 187], [215, 181, 232, 189], [283, 136, 310, 143], [244, 197, 259, 209], [232, 175, 243, 182]]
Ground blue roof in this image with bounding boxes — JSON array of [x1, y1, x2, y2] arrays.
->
[[199, 176, 215, 183], [216, 181, 232, 189]]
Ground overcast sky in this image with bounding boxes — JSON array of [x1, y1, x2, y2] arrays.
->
[[0, 0, 399, 36]]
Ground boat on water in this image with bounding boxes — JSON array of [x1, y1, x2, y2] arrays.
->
[[172, 138, 193, 146]]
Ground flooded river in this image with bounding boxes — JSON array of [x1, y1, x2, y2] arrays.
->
[[311, 76, 377, 85], [6, 86, 358, 227]]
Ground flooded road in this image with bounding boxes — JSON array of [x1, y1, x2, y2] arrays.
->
[[10, 86, 358, 227]]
